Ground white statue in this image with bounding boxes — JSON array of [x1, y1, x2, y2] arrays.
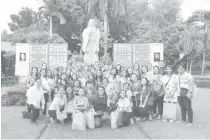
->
[[82, 19, 101, 65]]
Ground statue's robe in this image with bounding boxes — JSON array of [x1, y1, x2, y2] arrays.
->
[[82, 26, 101, 65]]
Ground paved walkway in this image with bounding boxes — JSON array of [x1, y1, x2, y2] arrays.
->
[[1, 88, 210, 139]]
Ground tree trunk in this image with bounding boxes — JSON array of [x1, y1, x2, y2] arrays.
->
[[49, 13, 52, 37], [103, 0, 108, 56], [202, 50, 206, 75], [202, 25, 208, 75], [187, 58, 189, 72], [189, 59, 193, 74]]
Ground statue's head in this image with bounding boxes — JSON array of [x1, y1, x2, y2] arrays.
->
[[88, 19, 96, 27]]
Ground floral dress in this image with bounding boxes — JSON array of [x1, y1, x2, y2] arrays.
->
[[162, 74, 178, 103]]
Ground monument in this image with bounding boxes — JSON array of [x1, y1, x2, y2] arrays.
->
[[82, 19, 101, 65]]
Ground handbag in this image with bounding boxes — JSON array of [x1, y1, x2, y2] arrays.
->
[[179, 75, 188, 97], [72, 110, 86, 131], [152, 75, 163, 95], [84, 110, 95, 129], [162, 102, 177, 120]]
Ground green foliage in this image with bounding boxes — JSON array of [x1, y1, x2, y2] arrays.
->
[[8, 7, 36, 31], [1, 92, 26, 106], [1, 25, 66, 44]]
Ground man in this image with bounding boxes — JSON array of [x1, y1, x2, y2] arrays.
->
[[20, 53, 26, 61], [177, 63, 196, 127], [26, 78, 45, 123], [154, 53, 160, 62]]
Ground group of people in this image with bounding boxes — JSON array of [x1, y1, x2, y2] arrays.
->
[[23, 61, 197, 131]]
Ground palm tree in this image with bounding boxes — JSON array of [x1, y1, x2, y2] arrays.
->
[[186, 10, 210, 75], [36, 0, 66, 36], [179, 24, 203, 74]]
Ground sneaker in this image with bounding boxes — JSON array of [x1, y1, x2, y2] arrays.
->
[[50, 118, 55, 124], [136, 117, 140, 121], [186, 123, 193, 127], [130, 119, 134, 125], [148, 115, 152, 121], [169, 120, 174, 123], [156, 115, 161, 120], [162, 119, 167, 122], [141, 117, 146, 121], [152, 114, 157, 118]]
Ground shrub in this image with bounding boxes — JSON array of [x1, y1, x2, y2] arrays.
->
[[1, 92, 26, 106]]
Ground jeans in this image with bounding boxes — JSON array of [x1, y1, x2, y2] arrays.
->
[[153, 95, 164, 116], [43, 93, 49, 115], [27, 104, 40, 122], [178, 96, 193, 123]]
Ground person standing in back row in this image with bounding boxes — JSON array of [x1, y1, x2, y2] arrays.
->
[[177, 63, 197, 127]]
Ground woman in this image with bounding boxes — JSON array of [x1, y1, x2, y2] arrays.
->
[[26, 67, 39, 89], [47, 69, 56, 101], [40, 69, 51, 115], [141, 65, 149, 79], [151, 66, 164, 120], [177, 63, 197, 127], [138, 77, 153, 121], [162, 65, 178, 122], [130, 74, 141, 120], [95, 69, 103, 86], [78, 71, 86, 88], [72, 79, 82, 96], [133, 63, 140, 77], [48, 87, 68, 124], [41, 63, 48, 71], [83, 65, 90, 79], [88, 73, 98, 88], [71, 73, 78, 82], [58, 67, 64, 78], [85, 81, 97, 107], [66, 69, 73, 86], [52, 69, 59, 85], [119, 69, 130, 90], [116, 64, 122, 75], [72, 88, 89, 131], [127, 67, 133, 79], [102, 65, 110, 78], [94, 86, 107, 128], [66, 86, 75, 119], [58, 73, 68, 90], [94, 86, 107, 112], [84, 81, 97, 129], [115, 90, 133, 127], [108, 67, 120, 94]]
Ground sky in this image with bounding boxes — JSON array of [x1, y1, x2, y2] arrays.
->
[[0, 0, 210, 32]]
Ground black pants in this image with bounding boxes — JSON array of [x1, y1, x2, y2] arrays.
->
[[153, 95, 164, 116], [135, 105, 153, 117], [43, 93, 49, 115], [178, 96, 193, 123], [27, 104, 40, 122]]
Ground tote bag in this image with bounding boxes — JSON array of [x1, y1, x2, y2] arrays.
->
[[110, 111, 119, 129], [162, 102, 177, 121], [72, 111, 86, 131], [84, 109, 95, 129]]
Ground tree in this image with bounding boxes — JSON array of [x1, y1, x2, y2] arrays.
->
[[8, 7, 36, 31], [36, 0, 67, 36], [186, 10, 210, 74], [179, 24, 203, 73]]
